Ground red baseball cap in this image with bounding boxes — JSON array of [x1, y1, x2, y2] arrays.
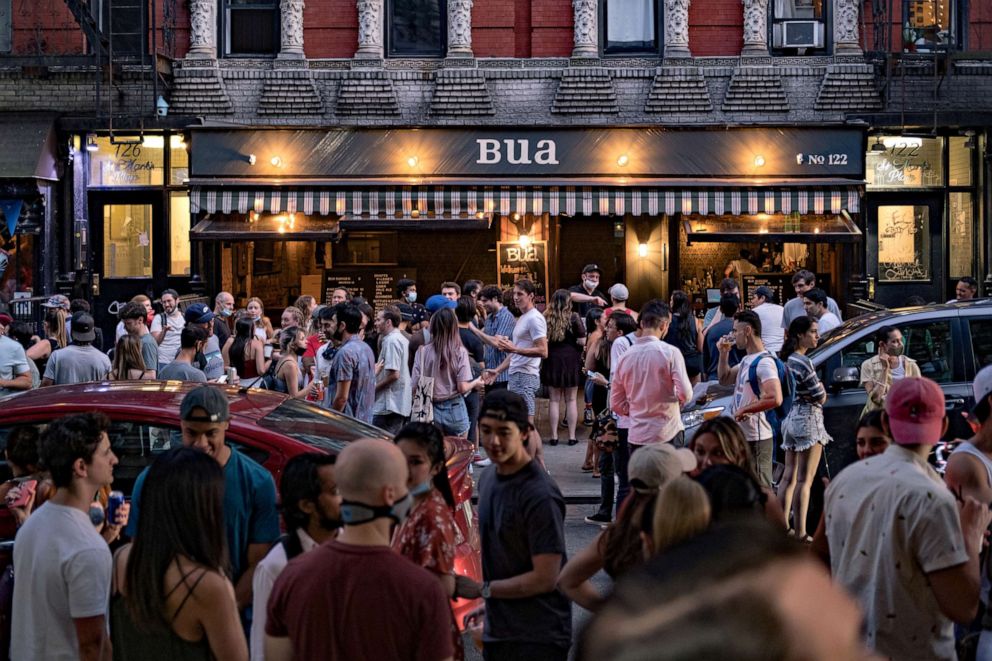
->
[[884, 377, 946, 446], [0, 312, 12, 327]]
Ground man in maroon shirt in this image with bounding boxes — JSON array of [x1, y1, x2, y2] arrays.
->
[[265, 438, 454, 661]]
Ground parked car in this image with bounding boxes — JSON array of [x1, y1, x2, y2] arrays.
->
[[682, 299, 992, 477], [0, 381, 483, 627]]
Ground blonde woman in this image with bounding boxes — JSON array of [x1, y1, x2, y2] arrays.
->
[[27, 308, 68, 367], [641, 477, 711, 558], [246, 297, 274, 342], [541, 289, 586, 446], [110, 335, 153, 380]]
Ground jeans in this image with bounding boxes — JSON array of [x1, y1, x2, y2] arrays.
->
[[751, 438, 774, 488], [433, 396, 470, 437], [372, 412, 407, 436], [596, 448, 616, 518], [615, 428, 631, 515], [464, 390, 481, 444]]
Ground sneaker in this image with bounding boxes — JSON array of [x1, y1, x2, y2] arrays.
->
[[584, 512, 612, 526]]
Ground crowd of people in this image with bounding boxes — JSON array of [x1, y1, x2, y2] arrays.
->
[[1, 269, 991, 660]]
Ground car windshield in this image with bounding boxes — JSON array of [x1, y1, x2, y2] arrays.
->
[[257, 399, 389, 452]]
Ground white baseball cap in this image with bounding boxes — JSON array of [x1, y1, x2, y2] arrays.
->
[[974, 364, 992, 423]]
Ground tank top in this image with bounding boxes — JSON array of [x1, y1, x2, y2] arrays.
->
[[110, 565, 212, 661], [950, 441, 992, 602]]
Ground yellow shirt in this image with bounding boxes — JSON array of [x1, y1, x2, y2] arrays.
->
[[859, 354, 921, 415]]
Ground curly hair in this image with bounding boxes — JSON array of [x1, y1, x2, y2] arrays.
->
[[544, 289, 574, 343]]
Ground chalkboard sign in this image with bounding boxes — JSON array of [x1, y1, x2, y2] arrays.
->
[[497, 241, 549, 309], [743, 273, 831, 309], [322, 267, 417, 311]]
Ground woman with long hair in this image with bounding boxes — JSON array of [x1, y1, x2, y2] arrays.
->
[[27, 308, 68, 369], [581, 307, 606, 473], [110, 335, 149, 380], [110, 447, 247, 660], [777, 315, 830, 542], [246, 297, 274, 342], [222, 316, 269, 386], [271, 327, 316, 399], [640, 477, 711, 559], [541, 289, 587, 446], [663, 290, 703, 385], [392, 422, 464, 660], [411, 308, 484, 437]]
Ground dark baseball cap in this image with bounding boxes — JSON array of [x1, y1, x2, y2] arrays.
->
[[582, 264, 603, 276], [180, 386, 230, 423], [184, 302, 215, 324], [479, 389, 531, 432], [70, 312, 96, 342], [753, 286, 775, 302]]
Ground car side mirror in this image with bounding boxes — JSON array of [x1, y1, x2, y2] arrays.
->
[[831, 367, 860, 391]]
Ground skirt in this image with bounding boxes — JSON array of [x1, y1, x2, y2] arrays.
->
[[541, 343, 583, 389], [781, 402, 832, 453]]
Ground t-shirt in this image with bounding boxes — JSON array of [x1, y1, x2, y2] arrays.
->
[[150, 310, 185, 365], [156, 360, 208, 383], [213, 316, 232, 348], [374, 330, 411, 417], [250, 530, 319, 661], [322, 336, 376, 424], [266, 541, 454, 661], [0, 335, 31, 397], [12, 502, 112, 661], [817, 311, 841, 334], [483, 306, 516, 383], [138, 333, 159, 373], [752, 303, 785, 353], [477, 460, 571, 647], [786, 352, 824, 405], [126, 447, 279, 582], [43, 344, 112, 385], [701, 319, 743, 381], [412, 342, 472, 402], [782, 295, 842, 328], [567, 284, 608, 318], [509, 308, 547, 377], [731, 352, 779, 442], [459, 327, 485, 366], [826, 445, 969, 661]]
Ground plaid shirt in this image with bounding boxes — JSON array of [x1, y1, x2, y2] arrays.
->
[[483, 306, 516, 384]]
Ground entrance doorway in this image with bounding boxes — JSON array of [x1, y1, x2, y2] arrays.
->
[[866, 194, 944, 307]]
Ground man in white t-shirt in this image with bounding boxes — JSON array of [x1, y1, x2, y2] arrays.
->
[[13, 412, 118, 661], [372, 306, 411, 435], [802, 288, 841, 334], [749, 285, 784, 353], [718, 310, 782, 488], [150, 289, 185, 371], [0, 312, 33, 397]]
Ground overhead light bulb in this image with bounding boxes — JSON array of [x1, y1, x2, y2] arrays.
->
[[511, 212, 521, 221], [407, 156, 419, 167], [270, 156, 282, 167], [753, 155, 765, 167], [519, 234, 531, 247], [617, 154, 629, 167]]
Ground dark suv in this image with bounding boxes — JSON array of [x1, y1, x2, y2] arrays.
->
[[683, 299, 992, 476]]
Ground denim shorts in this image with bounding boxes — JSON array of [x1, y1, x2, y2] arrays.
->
[[432, 396, 470, 437], [508, 372, 540, 416]]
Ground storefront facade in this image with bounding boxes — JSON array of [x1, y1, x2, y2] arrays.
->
[[186, 126, 865, 313]]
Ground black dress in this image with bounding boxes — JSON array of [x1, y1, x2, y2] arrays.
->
[[541, 313, 586, 388], [663, 314, 702, 378]]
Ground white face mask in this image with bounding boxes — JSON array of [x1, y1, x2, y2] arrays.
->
[[406, 291, 417, 303], [583, 279, 597, 291]]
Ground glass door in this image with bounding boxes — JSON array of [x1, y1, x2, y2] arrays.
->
[[866, 194, 944, 307]]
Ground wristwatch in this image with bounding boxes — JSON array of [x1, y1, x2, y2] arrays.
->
[[480, 581, 492, 599]]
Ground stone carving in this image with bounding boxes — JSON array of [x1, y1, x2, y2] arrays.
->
[[448, 0, 474, 56], [664, 0, 691, 58], [279, 0, 306, 58], [741, 0, 769, 56], [188, 0, 216, 58], [833, 0, 862, 54], [355, 0, 384, 58], [571, 0, 598, 57]]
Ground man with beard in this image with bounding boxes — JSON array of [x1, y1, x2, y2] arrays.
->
[[150, 289, 186, 371], [317, 303, 376, 424], [250, 453, 342, 660]]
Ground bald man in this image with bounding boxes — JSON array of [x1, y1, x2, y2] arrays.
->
[[265, 439, 454, 661]]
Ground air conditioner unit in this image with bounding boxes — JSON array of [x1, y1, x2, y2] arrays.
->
[[773, 21, 825, 49]]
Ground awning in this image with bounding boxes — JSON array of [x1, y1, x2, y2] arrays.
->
[[189, 185, 861, 218], [683, 212, 863, 244], [0, 115, 58, 181]]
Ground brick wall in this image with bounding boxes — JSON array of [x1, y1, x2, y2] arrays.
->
[[304, 0, 358, 58], [473, 0, 517, 57], [529, 0, 573, 57], [688, 0, 743, 57]]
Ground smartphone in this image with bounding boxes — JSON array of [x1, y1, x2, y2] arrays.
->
[[7, 480, 37, 508], [216, 374, 229, 384]]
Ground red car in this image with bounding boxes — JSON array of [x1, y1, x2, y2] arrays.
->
[[0, 381, 482, 627]]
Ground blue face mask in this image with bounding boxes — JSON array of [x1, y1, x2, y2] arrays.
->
[[220, 308, 233, 318], [340, 492, 413, 526], [410, 479, 432, 498], [406, 291, 417, 303]]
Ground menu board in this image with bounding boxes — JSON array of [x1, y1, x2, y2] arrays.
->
[[497, 241, 549, 309], [742, 273, 831, 308], [322, 268, 417, 310]]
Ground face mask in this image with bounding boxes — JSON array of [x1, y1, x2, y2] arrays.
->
[[220, 308, 233, 318], [406, 291, 417, 303], [340, 492, 413, 526], [410, 479, 433, 498], [886, 344, 904, 357], [583, 279, 597, 291], [293, 346, 307, 356], [251, 315, 261, 322]]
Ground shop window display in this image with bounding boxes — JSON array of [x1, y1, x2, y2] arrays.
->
[[876, 205, 930, 282]]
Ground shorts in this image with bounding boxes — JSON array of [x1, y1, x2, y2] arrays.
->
[[432, 396, 470, 437], [781, 403, 832, 452], [508, 372, 540, 416]]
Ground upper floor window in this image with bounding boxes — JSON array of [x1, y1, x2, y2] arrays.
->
[[603, 0, 660, 54], [903, 0, 960, 51], [771, 0, 825, 53], [388, 0, 446, 57], [224, 0, 280, 57]]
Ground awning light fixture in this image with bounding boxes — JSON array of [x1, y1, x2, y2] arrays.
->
[[519, 234, 531, 248], [270, 156, 283, 167], [248, 154, 257, 165], [753, 155, 765, 167], [617, 154, 629, 167], [407, 156, 419, 168]]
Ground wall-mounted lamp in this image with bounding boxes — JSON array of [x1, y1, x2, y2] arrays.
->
[[511, 212, 521, 221], [637, 242, 648, 258], [248, 154, 257, 165], [753, 155, 765, 167], [85, 134, 99, 152], [519, 234, 532, 248], [270, 156, 282, 167], [870, 137, 886, 152], [617, 154, 629, 167], [407, 156, 419, 168]]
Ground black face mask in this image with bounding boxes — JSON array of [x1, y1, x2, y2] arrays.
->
[[339, 494, 413, 526]]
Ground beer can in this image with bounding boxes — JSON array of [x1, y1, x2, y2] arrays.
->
[[107, 490, 125, 525], [226, 366, 237, 383]]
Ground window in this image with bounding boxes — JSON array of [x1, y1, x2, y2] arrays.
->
[[866, 136, 944, 188], [948, 192, 974, 279], [0, 0, 11, 54], [224, 0, 280, 56], [771, 0, 825, 52], [388, 0, 445, 56], [877, 204, 930, 282], [903, 0, 960, 52], [104, 204, 153, 278], [107, 0, 146, 55], [105, 421, 179, 495], [972, 320, 992, 372], [603, 0, 659, 54], [839, 320, 954, 385], [169, 193, 191, 276], [88, 137, 165, 187]]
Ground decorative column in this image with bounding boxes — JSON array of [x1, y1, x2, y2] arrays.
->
[[447, 0, 474, 57], [663, 0, 691, 58], [278, 0, 306, 59], [571, 0, 598, 58], [833, 0, 863, 55], [741, 0, 769, 56], [187, 0, 217, 58], [355, 0, 384, 58]]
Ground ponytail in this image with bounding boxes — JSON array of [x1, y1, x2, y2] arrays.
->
[[781, 315, 815, 361]]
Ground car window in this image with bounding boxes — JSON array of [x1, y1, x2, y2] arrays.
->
[[838, 320, 954, 385], [971, 319, 992, 372], [107, 421, 181, 496]]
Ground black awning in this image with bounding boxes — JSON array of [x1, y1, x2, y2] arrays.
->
[[683, 212, 862, 244], [0, 115, 58, 181]]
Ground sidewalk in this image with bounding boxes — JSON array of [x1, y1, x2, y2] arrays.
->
[[532, 397, 601, 503]]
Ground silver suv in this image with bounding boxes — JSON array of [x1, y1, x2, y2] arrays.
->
[[681, 299, 992, 476]]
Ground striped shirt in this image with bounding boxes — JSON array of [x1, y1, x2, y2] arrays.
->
[[483, 306, 516, 384], [787, 352, 825, 405]]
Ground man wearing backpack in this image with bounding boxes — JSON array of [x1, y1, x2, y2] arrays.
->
[[718, 310, 786, 488]]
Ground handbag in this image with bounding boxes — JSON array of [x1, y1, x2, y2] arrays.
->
[[410, 347, 435, 423]]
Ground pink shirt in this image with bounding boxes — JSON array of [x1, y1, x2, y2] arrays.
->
[[610, 335, 692, 445]]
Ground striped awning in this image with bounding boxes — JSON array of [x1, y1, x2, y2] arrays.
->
[[189, 185, 861, 217]]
